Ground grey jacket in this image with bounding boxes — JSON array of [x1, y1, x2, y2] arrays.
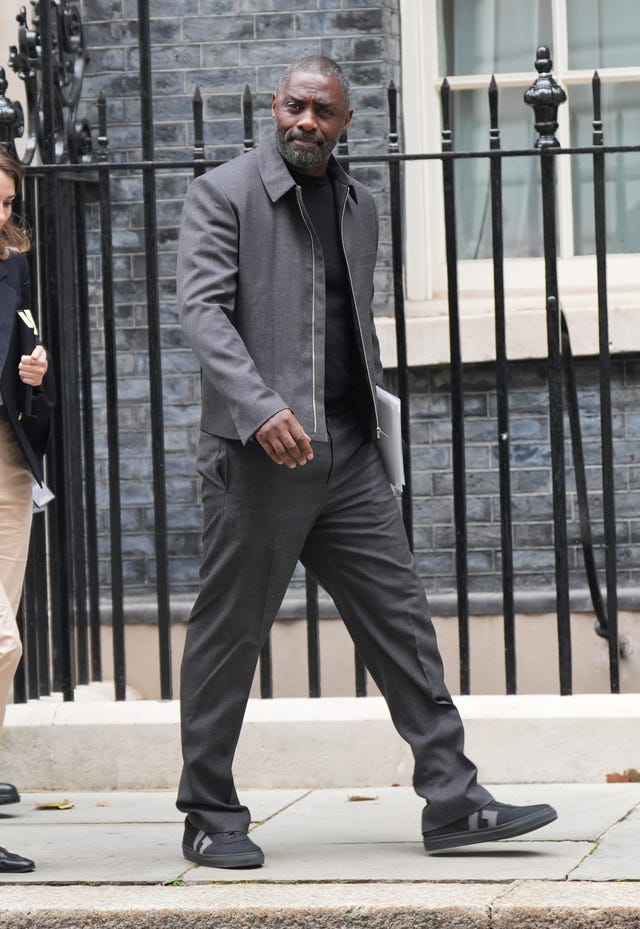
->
[[177, 133, 383, 444]]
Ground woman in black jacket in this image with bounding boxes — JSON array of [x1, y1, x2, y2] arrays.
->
[[0, 147, 51, 873]]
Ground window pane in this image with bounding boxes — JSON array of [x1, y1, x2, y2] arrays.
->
[[438, 0, 552, 76], [567, 0, 640, 69], [571, 83, 640, 254], [451, 88, 543, 259]]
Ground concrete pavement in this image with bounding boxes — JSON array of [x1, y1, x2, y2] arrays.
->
[[1, 782, 640, 927]]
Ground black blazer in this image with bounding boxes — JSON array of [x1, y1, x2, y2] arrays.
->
[[0, 250, 54, 484]]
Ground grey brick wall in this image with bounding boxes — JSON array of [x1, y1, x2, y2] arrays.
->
[[71, 2, 639, 618], [76, 0, 402, 602], [405, 357, 640, 612]]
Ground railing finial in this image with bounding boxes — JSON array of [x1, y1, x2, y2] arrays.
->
[[524, 45, 567, 149]]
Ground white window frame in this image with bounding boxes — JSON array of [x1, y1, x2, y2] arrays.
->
[[375, 0, 640, 367]]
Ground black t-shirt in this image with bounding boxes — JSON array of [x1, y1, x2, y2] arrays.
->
[[289, 168, 357, 409]]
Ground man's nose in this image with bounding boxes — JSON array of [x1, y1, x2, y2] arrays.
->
[[297, 107, 318, 131]]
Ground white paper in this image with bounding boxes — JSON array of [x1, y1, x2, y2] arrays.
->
[[375, 386, 405, 491], [32, 480, 55, 509]]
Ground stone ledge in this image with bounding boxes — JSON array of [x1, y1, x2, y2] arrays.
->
[[3, 694, 640, 790], [97, 587, 640, 622], [0, 883, 639, 928]]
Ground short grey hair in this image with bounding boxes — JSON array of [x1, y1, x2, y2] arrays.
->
[[275, 55, 351, 109]]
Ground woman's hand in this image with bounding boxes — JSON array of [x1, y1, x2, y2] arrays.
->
[[18, 344, 48, 387]]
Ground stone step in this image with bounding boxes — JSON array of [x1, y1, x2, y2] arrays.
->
[[3, 693, 640, 789]]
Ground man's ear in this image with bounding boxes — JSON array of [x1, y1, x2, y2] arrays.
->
[[271, 93, 277, 119], [343, 108, 354, 132]]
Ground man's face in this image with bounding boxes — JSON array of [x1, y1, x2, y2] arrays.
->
[[272, 70, 353, 176]]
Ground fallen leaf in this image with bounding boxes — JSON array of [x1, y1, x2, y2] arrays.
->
[[606, 773, 630, 783], [34, 799, 75, 810], [347, 794, 378, 802], [624, 768, 640, 782]]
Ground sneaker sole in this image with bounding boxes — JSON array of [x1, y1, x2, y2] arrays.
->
[[423, 806, 558, 852], [182, 843, 264, 869]]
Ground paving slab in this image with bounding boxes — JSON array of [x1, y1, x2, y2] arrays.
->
[[184, 786, 591, 883], [183, 837, 591, 883], [1, 783, 639, 889], [244, 785, 426, 843], [0, 785, 594, 885], [483, 782, 640, 841], [570, 804, 640, 881], [0, 823, 187, 884], [6, 783, 640, 838], [0, 816, 590, 884], [0, 788, 308, 826]]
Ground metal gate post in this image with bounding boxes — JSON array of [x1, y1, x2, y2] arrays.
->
[[525, 47, 572, 695]]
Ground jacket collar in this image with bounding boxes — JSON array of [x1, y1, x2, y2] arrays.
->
[[257, 132, 358, 205]]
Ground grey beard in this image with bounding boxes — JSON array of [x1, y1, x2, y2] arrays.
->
[[274, 128, 331, 170]]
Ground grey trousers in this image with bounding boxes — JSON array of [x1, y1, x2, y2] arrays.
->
[[177, 406, 492, 835]]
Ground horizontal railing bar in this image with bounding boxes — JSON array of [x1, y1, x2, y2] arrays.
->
[[22, 141, 640, 176]]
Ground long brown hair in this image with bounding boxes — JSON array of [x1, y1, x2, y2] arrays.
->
[[0, 146, 30, 259]]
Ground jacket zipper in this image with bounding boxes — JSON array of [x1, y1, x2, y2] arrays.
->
[[295, 186, 318, 433], [339, 189, 381, 439]]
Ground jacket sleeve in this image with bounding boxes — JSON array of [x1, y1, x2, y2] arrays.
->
[[177, 173, 287, 443]]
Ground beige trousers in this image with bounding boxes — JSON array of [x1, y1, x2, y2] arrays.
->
[[0, 410, 32, 733]]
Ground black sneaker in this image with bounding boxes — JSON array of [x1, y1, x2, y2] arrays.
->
[[423, 800, 557, 852], [182, 819, 264, 869]]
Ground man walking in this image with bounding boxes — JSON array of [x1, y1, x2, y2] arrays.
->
[[176, 55, 556, 869]]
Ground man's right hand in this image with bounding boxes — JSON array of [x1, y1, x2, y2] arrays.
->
[[254, 410, 314, 468]]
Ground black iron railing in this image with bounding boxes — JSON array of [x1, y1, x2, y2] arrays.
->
[[1, 7, 626, 701]]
